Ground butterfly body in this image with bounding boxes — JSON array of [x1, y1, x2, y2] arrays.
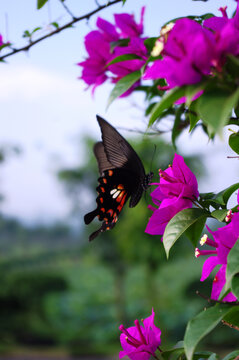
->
[[84, 116, 153, 241]]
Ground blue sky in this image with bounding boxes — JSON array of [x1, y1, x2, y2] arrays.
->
[[0, 0, 238, 223]]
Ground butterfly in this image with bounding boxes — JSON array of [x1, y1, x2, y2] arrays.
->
[[84, 115, 153, 241]]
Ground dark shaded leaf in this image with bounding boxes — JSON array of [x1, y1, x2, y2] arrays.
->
[[225, 239, 239, 293], [222, 350, 239, 360], [172, 105, 184, 149], [163, 208, 208, 258], [185, 215, 207, 248], [197, 88, 239, 135]]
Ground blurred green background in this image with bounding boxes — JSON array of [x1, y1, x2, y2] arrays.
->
[[0, 136, 237, 358], [0, 1, 238, 358]]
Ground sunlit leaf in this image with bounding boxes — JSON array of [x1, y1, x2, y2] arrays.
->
[[211, 209, 228, 222], [107, 71, 141, 108], [37, 0, 48, 9], [229, 132, 239, 155], [149, 87, 186, 126]]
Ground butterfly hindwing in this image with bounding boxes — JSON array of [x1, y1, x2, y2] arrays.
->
[[84, 168, 134, 241]]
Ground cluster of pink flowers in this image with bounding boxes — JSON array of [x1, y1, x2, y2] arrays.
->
[[78, 7, 148, 95], [195, 202, 239, 302], [145, 153, 238, 303], [145, 154, 199, 237], [144, 3, 239, 90]]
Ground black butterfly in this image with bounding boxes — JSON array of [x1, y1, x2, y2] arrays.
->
[[84, 115, 153, 241]]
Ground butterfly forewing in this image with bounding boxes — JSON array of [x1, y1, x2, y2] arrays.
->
[[96, 115, 145, 176]]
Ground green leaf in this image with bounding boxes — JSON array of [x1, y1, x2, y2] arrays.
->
[[145, 102, 157, 116], [225, 239, 239, 292], [184, 304, 233, 360], [107, 71, 141, 108], [110, 38, 129, 52], [106, 54, 142, 67], [194, 352, 218, 360], [161, 347, 184, 360], [207, 354, 219, 360], [149, 87, 186, 127], [211, 209, 228, 222], [144, 37, 158, 52], [221, 182, 239, 205], [37, 0, 48, 9], [222, 350, 239, 360], [201, 183, 239, 209], [23, 30, 31, 38], [231, 275, 239, 299], [185, 81, 206, 107], [223, 307, 239, 329], [51, 22, 59, 29], [188, 101, 200, 132], [185, 215, 207, 248], [122, 0, 127, 4], [171, 105, 184, 149], [32, 27, 42, 34], [197, 87, 239, 135], [163, 208, 208, 258], [229, 132, 239, 155]]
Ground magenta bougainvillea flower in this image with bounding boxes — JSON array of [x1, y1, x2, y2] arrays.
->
[[145, 154, 199, 236], [119, 308, 161, 360], [144, 2, 239, 93], [78, 7, 147, 95], [0, 34, 4, 47], [195, 211, 239, 302], [143, 18, 216, 88], [114, 6, 145, 38], [78, 30, 111, 93], [204, 3, 239, 65], [108, 37, 148, 96]]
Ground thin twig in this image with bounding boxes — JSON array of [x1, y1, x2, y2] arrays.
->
[[58, 0, 76, 19], [116, 126, 166, 135], [196, 291, 239, 306], [222, 320, 239, 332], [0, 0, 122, 61]]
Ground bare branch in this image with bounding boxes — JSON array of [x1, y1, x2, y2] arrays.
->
[[222, 320, 239, 332], [196, 291, 239, 306], [58, 0, 76, 19], [0, 0, 122, 61]]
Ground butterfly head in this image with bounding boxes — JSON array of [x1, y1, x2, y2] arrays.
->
[[142, 172, 154, 191]]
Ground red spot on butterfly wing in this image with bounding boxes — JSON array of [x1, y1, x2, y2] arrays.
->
[[116, 193, 128, 214]]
